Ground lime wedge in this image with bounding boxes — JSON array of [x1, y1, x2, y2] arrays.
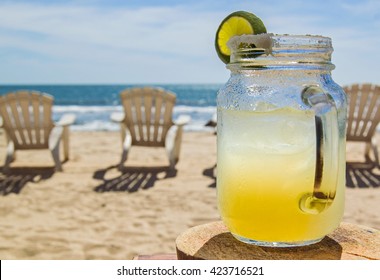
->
[[215, 11, 267, 64]]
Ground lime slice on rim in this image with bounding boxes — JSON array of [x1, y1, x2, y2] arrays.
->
[[215, 11, 267, 64]]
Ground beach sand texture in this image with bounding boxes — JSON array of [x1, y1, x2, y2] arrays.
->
[[0, 131, 379, 260]]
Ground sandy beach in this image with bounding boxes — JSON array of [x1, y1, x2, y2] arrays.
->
[[0, 130, 379, 260]]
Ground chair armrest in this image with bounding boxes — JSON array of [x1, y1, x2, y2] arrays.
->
[[111, 112, 125, 123], [56, 114, 76, 127], [174, 115, 191, 126], [371, 137, 379, 167]]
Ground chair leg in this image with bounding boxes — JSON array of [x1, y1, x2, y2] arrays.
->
[[3, 141, 15, 172], [365, 140, 380, 168], [165, 125, 182, 170], [365, 142, 371, 158], [119, 150, 128, 171], [173, 126, 184, 164], [49, 127, 64, 172], [51, 145, 63, 172], [168, 142, 180, 170], [62, 126, 70, 161], [119, 133, 132, 171], [371, 140, 379, 168], [168, 158, 178, 171]]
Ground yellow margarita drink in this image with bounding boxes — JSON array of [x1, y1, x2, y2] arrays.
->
[[217, 107, 345, 245]]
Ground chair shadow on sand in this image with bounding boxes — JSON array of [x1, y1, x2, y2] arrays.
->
[[346, 159, 380, 188], [0, 167, 55, 195], [202, 164, 216, 188], [93, 165, 177, 193]]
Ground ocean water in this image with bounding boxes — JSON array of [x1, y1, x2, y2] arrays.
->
[[0, 84, 221, 132]]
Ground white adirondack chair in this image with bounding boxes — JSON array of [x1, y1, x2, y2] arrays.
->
[[111, 87, 190, 170], [344, 83, 380, 167], [0, 90, 76, 171]]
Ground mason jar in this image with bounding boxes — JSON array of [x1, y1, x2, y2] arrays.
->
[[217, 34, 347, 247]]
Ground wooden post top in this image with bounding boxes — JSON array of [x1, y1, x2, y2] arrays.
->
[[175, 221, 380, 260]]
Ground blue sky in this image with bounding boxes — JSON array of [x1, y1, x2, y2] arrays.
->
[[0, 0, 379, 85]]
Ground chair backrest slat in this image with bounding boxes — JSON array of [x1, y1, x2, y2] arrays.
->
[[41, 94, 53, 145], [153, 96, 163, 142], [344, 83, 380, 142], [8, 93, 28, 145], [144, 93, 153, 142], [121, 97, 137, 141], [161, 97, 174, 142], [0, 95, 19, 145], [120, 87, 175, 147], [132, 93, 145, 142], [18, 91, 33, 145], [31, 93, 42, 145], [0, 91, 54, 149]]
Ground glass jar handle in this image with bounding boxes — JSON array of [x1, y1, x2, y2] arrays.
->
[[300, 86, 339, 214]]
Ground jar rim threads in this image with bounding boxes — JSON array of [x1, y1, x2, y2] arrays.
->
[[227, 34, 334, 70]]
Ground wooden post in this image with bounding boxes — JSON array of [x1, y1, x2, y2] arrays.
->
[[175, 221, 380, 260]]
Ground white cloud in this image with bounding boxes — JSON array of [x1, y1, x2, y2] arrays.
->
[[0, 3, 219, 57], [341, 0, 380, 18], [0, 2, 228, 83], [0, 0, 379, 85]]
